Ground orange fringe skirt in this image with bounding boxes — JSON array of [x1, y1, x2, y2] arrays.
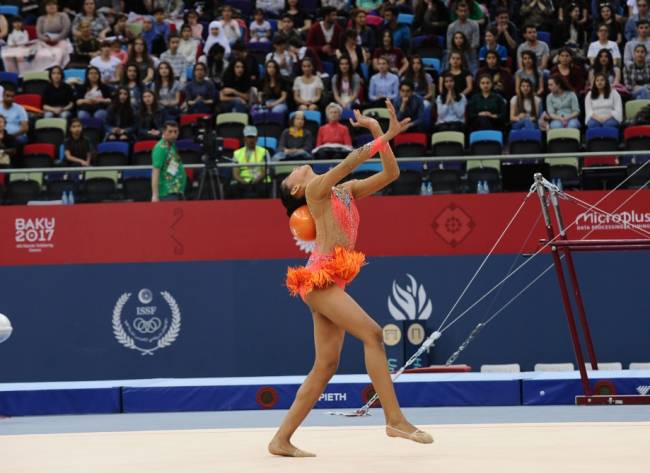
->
[[286, 246, 366, 301]]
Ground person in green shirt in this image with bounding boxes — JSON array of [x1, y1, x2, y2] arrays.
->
[[151, 121, 187, 201]]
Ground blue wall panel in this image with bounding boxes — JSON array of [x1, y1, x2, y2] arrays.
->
[[0, 252, 647, 382]]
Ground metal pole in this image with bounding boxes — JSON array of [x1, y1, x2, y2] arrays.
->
[[549, 189, 599, 371], [551, 245, 650, 251], [534, 174, 592, 395]]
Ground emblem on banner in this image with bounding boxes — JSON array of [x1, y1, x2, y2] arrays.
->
[[637, 385, 650, 395], [407, 323, 426, 345], [382, 323, 402, 346], [112, 289, 181, 355], [432, 203, 475, 247], [387, 274, 432, 321]]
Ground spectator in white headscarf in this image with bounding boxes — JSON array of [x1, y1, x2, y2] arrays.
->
[[204, 21, 231, 57]]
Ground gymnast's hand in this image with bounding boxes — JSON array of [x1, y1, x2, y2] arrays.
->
[[384, 99, 411, 140], [349, 109, 380, 132]]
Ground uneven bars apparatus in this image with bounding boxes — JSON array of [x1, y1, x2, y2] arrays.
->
[[533, 173, 650, 405]]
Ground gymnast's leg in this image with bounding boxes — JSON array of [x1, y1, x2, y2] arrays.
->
[[268, 310, 345, 457], [306, 285, 432, 442]]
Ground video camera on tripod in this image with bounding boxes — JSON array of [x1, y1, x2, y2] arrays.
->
[[194, 116, 225, 199]]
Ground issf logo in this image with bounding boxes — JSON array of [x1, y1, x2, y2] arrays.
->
[[113, 288, 181, 355]]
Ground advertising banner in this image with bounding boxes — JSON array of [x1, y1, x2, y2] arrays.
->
[[1, 190, 648, 266]]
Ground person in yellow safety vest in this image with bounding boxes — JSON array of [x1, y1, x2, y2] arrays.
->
[[232, 125, 271, 198]]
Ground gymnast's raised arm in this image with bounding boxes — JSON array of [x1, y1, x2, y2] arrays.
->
[[345, 101, 407, 199], [305, 99, 410, 201]]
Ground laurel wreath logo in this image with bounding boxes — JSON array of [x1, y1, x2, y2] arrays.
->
[[112, 291, 181, 355]]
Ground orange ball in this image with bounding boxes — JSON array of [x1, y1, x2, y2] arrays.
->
[[290, 205, 316, 241]]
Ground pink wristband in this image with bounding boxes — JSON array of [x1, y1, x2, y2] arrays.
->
[[369, 137, 388, 156]]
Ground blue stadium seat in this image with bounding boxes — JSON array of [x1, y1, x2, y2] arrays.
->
[[585, 127, 620, 167], [176, 139, 202, 164], [252, 111, 285, 141], [0, 71, 19, 87], [341, 108, 355, 121], [353, 134, 373, 147], [312, 163, 332, 174], [252, 110, 286, 125], [468, 131, 503, 191], [411, 35, 428, 49], [422, 57, 441, 73], [123, 169, 151, 179], [246, 41, 272, 55], [96, 141, 130, 166], [469, 130, 503, 147], [352, 162, 382, 181], [80, 117, 103, 146], [257, 136, 278, 153], [537, 31, 551, 44], [360, 63, 369, 82], [322, 61, 335, 77], [585, 126, 620, 146], [122, 170, 152, 201], [509, 128, 542, 144], [0, 6, 19, 17], [64, 68, 86, 84], [176, 139, 201, 151], [397, 13, 414, 25], [290, 110, 321, 125], [509, 129, 543, 155], [355, 162, 382, 172]]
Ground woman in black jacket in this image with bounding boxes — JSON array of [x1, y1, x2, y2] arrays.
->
[[43, 66, 75, 119], [136, 89, 164, 141], [105, 87, 135, 141]]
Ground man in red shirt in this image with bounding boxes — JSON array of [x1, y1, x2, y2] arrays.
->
[[306, 6, 342, 63]]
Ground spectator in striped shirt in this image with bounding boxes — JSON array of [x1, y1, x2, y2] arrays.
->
[[624, 44, 650, 98], [160, 34, 189, 83]]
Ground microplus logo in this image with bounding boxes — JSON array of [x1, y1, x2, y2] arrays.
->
[[575, 211, 650, 231], [15, 218, 55, 253]]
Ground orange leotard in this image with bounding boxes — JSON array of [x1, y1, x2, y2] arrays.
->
[[286, 187, 365, 301]]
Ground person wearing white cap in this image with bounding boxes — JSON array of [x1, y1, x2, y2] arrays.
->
[[232, 125, 270, 198]]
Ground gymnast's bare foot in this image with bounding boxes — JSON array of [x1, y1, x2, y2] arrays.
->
[[268, 436, 316, 457], [386, 420, 434, 444]]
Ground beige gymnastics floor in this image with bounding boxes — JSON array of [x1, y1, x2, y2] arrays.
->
[[2, 422, 648, 473]]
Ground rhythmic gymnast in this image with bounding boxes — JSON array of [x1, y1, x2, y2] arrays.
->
[[269, 99, 433, 458]]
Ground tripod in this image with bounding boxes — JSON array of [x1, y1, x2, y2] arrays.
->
[[197, 158, 221, 200], [197, 134, 224, 200]]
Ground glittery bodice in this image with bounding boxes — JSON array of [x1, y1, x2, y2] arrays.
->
[[330, 186, 359, 249], [288, 187, 363, 299], [306, 186, 360, 266]]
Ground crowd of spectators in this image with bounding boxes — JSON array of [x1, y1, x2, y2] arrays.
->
[[1, 1, 650, 199]]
